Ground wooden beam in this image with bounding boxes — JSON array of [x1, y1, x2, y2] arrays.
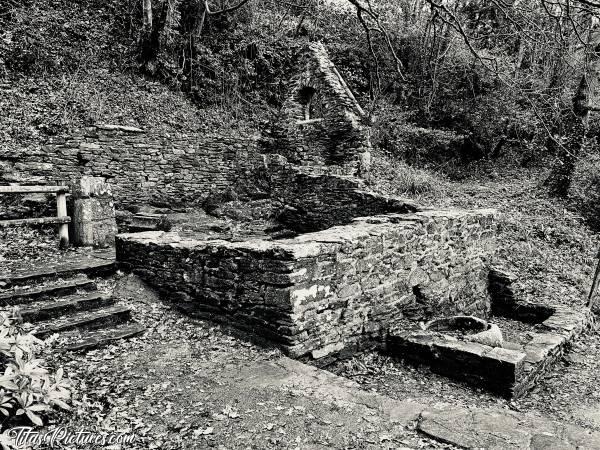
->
[[0, 217, 71, 228], [56, 192, 69, 248], [0, 185, 69, 194]]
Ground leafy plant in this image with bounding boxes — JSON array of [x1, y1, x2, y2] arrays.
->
[[0, 307, 71, 428]]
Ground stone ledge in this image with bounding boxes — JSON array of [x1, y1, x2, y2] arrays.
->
[[387, 332, 526, 398], [95, 124, 145, 133], [116, 207, 496, 362], [387, 301, 593, 398]]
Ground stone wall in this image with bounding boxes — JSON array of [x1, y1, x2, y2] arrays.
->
[[0, 125, 260, 208], [266, 155, 419, 232], [116, 208, 496, 361], [268, 42, 371, 179]]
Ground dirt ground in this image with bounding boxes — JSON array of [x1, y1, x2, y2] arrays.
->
[[331, 168, 600, 434], [42, 274, 457, 450]]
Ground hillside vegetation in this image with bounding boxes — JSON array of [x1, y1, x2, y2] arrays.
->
[[1, 0, 600, 223]]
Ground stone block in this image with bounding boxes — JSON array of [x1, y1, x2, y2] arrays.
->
[[387, 332, 525, 398], [71, 177, 117, 247], [71, 176, 113, 199]]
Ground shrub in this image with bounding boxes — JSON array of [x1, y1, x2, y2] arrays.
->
[[370, 103, 468, 169], [0, 308, 71, 429]]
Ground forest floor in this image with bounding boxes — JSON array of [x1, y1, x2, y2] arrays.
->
[[331, 166, 600, 432], [2, 167, 600, 448], [40, 275, 456, 450]]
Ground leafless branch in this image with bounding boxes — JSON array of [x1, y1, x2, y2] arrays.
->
[[204, 0, 251, 16]]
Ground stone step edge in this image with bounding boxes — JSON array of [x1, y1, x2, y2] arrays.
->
[[0, 278, 98, 305], [0, 259, 116, 287], [20, 293, 115, 323], [58, 322, 146, 352], [33, 305, 132, 338]]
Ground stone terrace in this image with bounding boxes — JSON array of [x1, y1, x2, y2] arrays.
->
[[116, 208, 496, 362]]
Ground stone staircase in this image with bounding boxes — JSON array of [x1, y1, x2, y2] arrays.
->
[[0, 250, 145, 351]]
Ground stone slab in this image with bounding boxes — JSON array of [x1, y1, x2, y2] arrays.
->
[[418, 405, 600, 449], [387, 332, 526, 398], [112, 345, 600, 449], [70, 176, 113, 199], [0, 249, 116, 287]]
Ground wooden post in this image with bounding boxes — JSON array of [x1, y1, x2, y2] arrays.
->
[[56, 191, 69, 248]]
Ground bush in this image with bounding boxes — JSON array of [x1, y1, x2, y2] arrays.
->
[[0, 308, 71, 430], [371, 111, 466, 168]]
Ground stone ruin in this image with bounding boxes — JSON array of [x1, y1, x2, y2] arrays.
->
[[2, 42, 593, 398], [115, 44, 501, 371]]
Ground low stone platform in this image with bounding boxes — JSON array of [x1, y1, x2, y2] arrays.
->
[[116, 208, 495, 362], [387, 294, 593, 398]]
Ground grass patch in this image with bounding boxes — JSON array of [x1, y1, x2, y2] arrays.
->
[[369, 150, 445, 200]]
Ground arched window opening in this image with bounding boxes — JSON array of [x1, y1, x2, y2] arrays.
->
[[297, 86, 324, 121]]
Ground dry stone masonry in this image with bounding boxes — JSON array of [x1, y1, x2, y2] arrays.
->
[[388, 268, 594, 398], [0, 125, 260, 208], [268, 42, 371, 179], [116, 209, 496, 362], [265, 155, 419, 232], [6, 41, 587, 399]]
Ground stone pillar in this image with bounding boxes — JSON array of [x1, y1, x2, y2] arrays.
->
[[70, 176, 117, 248]]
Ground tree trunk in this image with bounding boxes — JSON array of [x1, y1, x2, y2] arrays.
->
[[548, 18, 600, 196], [143, 0, 153, 31], [139, 0, 168, 74]]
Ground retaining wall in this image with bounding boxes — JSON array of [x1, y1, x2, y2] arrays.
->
[[0, 125, 260, 208], [116, 208, 496, 361]]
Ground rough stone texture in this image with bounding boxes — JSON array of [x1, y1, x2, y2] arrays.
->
[[0, 127, 261, 208], [268, 42, 371, 179], [388, 293, 594, 398], [388, 332, 526, 398], [70, 177, 117, 247], [265, 155, 418, 232], [102, 340, 600, 449], [0, 44, 379, 237], [0, 248, 116, 288], [417, 405, 600, 449], [116, 208, 496, 361]]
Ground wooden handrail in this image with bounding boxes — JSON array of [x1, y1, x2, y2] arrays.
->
[[0, 217, 71, 227], [0, 185, 69, 194], [0, 185, 70, 248]]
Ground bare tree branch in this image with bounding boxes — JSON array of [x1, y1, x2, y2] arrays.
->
[[204, 0, 251, 16]]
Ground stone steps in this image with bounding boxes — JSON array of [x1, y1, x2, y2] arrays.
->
[[58, 322, 147, 352], [0, 249, 145, 351], [0, 277, 97, 306], [20, 293, 115, 323], [0, 249, 116, 288], [33, 305, 133, 338]]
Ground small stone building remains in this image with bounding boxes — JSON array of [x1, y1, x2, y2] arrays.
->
[[117, 210, 495, 361], [269, 42, 371, 179], [3, 42, 499, 362], [116, 43, 497, 362]]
